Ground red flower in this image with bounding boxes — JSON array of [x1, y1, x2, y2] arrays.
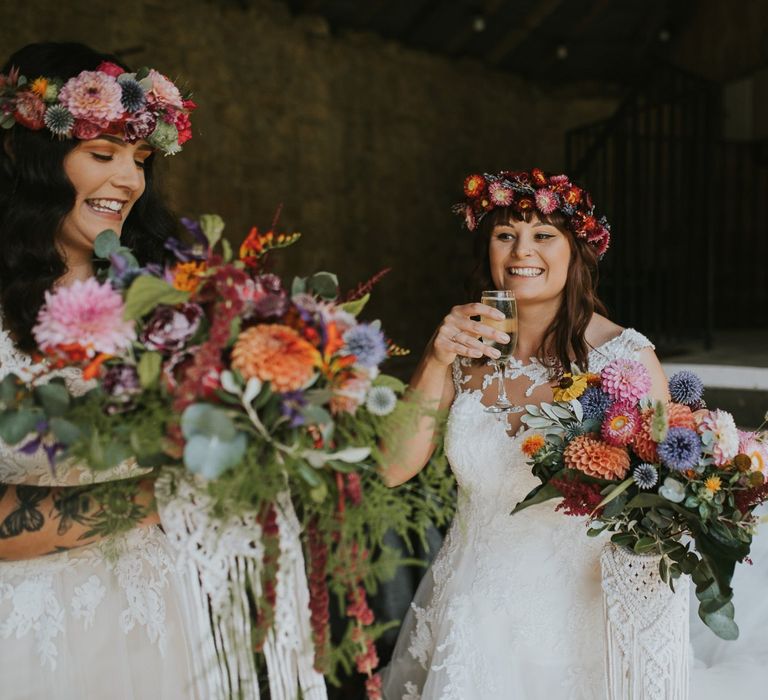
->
[[531, 168, 548, 186], [563, 185, 583, 206], [463, 174, 486, 199], [174, 110, 193, 145], [551, 476, 604, 516], [96, 61, 124, 78], [13, 91, 46, 130]]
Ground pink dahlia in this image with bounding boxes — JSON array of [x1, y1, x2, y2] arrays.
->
[[535, 188, 559, 215], [696, 409, 739, 467], [738, 430, 768, 475], [33, 278, 135, 357], [58, 71, 123, 124], [146, 69, 183, 108], [601, 402, 640, 447], [488, 181, 514, 207], [600, 358, 651, 404]]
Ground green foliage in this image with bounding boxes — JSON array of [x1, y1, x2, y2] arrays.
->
[[123, 277, 189, 320]]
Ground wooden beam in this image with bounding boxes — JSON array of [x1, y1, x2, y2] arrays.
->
[[485, 0, 564, 66]]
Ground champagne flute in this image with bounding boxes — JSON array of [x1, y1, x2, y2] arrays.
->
[[480, 290, 519, 413]]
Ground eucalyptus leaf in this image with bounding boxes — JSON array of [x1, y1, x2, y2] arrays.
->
[[243, 377, 263, 405], [181, 404, 236, 441], [124, 276, 189, 320], [219, 370, 240, 395], [49, 417, 82, 445], [184, 432, 247, 479], [570, 399, 584, 422], [93, 229, 121, 259], [551, 405, 574, 420], [0, 410, 39, 444], [35, 382, 71, 417], [308, 272, 339, 300], [291, 276, 307, 296]]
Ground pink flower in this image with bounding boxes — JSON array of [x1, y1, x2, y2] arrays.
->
[[601, 402, 640, 446], [535, 188, 559, 215], [33, 278, 135, 357], [96, 61, 124, 78], [146, 69, 183, 108], [696, 409, 739, 467], [549, 174, 570, 185], [58, 71, 123, 124], [600, 358, 651, 404], [738, 430, 768, 475], [488, 181, 514, 207], [14, 91, 46, 129], [464, 204, 476, 231], [72, 119, 104, 140]]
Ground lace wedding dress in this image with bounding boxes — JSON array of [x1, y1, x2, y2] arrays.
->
[[0, 315, 200, 699], [382, 329, 768, 699]]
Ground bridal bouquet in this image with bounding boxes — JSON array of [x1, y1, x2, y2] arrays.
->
[[0, 215, 444, 696], [512, 359, 768, 640]]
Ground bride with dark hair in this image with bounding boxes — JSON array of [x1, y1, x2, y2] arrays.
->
[[0, 42, 199, 698]]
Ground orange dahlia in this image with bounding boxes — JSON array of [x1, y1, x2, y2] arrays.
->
[[522, 434, 546, 457], [231, 324, 319, 392], [668, 403, 697, 430], [632, 403, 696, 462], [563, 435, 630, 480]]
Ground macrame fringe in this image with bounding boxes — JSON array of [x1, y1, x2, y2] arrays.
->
[[156, 471, 327, 700], [601, 543, 690, 700]]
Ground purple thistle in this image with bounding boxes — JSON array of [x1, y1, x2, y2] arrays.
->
[[579, 386, 611, 421], [343, 323, 388, 368], [658, 427, 701, 471], [669, 371, 705, 407]]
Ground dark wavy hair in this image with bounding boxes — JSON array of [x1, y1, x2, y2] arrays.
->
[[0, 42, 179, 352], [465, 207, 607, 375]]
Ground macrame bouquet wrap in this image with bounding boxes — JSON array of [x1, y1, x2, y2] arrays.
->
[[600, 543, 690, 700]]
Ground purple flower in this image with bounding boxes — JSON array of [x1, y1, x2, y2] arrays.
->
[[343, 323, 388, 368], [124, 110, 156, 142], [669, 371, 704, 407], [579, 386, 611, 421], [279, 391, 306, 427], [139, 303, 203, 352], [244, 274, 289, 319], [102, 364, 142, 414], [658, 427, 701, 471]]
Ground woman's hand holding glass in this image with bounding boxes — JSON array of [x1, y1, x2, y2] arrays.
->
[[430, 303, 511, 367]]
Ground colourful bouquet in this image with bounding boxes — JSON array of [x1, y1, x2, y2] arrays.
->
[[513, 359, 768, 640], [0, 215, 450, 695]]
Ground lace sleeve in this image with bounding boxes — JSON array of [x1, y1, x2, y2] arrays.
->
[[586, 328, 655, 374]]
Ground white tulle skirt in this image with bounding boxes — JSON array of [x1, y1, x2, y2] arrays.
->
[[0, 526, 200, 700]]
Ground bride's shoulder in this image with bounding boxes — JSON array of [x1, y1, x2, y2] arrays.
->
[[585, 314, 626, 349], [584, 314, 655, 362]]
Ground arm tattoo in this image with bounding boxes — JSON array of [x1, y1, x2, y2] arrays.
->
[[0, 485, 51, 538]]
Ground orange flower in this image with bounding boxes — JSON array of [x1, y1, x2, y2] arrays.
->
[[585, 373, 602, 387], [31, 77, 48, 98], [563, 435, 630, 480], [231, 324, 319, 392], [463, 174, 486, 198], [632, 403, 696, 462], [171, 261, 207, 292], [522, 434, 546, 457]]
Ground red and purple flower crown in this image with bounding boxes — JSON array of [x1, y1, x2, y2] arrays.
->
[[454, 168, 611, 258], [0, 61, 195, 156]]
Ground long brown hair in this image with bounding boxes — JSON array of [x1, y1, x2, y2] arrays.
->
[[465, 207, 607, 375]]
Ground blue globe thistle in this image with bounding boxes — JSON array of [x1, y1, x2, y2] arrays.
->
[[343, 323, 388, 368], [657, 427, 701, 471], [43, 104, 74, 136], [633, 463, 659, 490], [668, 370, 704, 406], [120, 78, 147, 113], [579, 386, 611, 421]]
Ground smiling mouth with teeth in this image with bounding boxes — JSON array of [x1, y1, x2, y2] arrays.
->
[[508, 267, 544, 277], [86, 198, 125, 215]]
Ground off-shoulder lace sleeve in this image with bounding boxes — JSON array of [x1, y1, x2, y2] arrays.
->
[[586, 328, 654, 374]]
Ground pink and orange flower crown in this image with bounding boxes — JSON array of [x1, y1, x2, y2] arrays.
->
[[0, 61, 195, 155], [454, 168, 611, 257]]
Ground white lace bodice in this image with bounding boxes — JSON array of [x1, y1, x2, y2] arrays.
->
[[383, 328, 655, 700]]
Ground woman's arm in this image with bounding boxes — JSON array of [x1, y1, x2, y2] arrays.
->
[[0, 477, 159, 561], [637, 346, 671, 404], [380, 303, 509, 487]]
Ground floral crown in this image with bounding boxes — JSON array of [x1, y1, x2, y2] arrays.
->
[[454, 168, 611, 257], [0, 61, 195, 156]]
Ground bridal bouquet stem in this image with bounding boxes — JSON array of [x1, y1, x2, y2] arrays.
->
[[0, 215, 444, 693], [512, 360, 768, 640]]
